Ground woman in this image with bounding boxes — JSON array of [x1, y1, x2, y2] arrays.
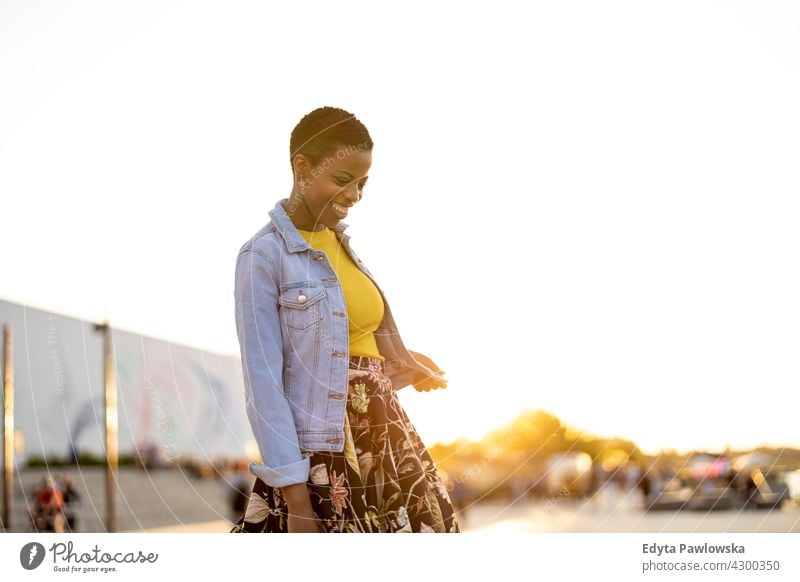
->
[[230, 106, 460, 533]]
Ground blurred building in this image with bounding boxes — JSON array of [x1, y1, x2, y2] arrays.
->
[[0, 298, 254, 466]]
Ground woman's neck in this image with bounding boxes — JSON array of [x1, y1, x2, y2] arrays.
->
[[284, 194, 325, 231]]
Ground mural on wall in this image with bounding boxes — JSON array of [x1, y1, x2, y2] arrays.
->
[[0, 298, 255, 465]]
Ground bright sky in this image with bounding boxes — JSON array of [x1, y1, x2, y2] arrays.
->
[[2, 1, 799, 456]]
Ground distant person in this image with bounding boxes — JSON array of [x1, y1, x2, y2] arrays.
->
[[32, 476, 66, 532], [229, 467, 252, 524], [59, 475, 82, 532], [230, 107, 459, 533], [447, 479, 471, 528], [449, 479, 468, 513], [638, 467, 652, 502], [625, 464, 641, 492]]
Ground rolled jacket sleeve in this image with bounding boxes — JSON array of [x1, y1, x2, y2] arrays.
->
[[234, 248, 310, 488]]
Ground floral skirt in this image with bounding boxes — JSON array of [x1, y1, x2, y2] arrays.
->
[[230, 355, 460, 533]]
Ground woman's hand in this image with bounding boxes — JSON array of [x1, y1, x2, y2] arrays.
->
[[413, 373, 448, 392], [287, 506, 324, 533], [282, 483, 324, 533], [408, 350, 448, 392]]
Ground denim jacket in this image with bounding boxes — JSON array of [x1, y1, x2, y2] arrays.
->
[[234, 197, 444, 488]]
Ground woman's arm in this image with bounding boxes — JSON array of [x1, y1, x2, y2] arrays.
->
[[234, 249, 310, 487], [407, 350, 445, 375]]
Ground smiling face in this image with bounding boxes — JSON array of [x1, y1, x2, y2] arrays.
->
[[288, 144, 372, 231]]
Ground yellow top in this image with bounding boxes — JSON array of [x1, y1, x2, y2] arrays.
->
[[297, 226, 385, 361]]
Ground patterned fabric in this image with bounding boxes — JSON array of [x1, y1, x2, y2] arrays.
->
[[230, 355, 460, 533]]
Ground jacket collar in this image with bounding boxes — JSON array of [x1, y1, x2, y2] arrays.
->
[[269, 197, 350, 253]]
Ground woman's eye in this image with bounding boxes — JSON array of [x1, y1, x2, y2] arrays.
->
[[334, 178, 366, 191]]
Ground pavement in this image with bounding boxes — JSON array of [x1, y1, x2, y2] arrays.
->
[[6, 468, 798, 533]]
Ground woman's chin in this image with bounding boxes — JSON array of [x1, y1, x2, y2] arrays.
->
[[321, 214, 341, 228]]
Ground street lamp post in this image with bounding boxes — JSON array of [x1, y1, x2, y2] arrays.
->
[[2, 325, 14, 532], [94, 321, 118, 533]]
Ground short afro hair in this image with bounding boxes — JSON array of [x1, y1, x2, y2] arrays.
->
[[289, 106, 373, 170]]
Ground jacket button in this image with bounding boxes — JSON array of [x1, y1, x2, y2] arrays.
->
[[332, 351, 346, 358], [326, 438, 341, 444], [314, 255, 324, 261], [329, 392, 345, 400], [297, 292, 307, 303]]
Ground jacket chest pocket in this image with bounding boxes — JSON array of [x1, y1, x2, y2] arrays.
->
[[279, 286, 325, 330]]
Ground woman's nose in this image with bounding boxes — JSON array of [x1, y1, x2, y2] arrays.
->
[[343, 186, 360, 204]]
